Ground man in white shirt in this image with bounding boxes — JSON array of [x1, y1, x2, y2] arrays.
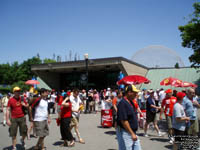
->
[[49, 90, 57, 114], [31, 88, 51, 150], [159, 88, 166, 103], [1, 94, 10, 126], [70, 89, 85, 144]]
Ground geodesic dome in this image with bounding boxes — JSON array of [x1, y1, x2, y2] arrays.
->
[[131, 45, 185, 68]]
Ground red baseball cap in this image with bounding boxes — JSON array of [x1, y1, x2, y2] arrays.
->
[[176, 92, 186, 100], [165, 89, 172, 94]]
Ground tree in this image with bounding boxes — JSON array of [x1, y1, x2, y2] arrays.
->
[[43, 58, 56, 64], [174, 62, 180, 68], [18, 56, 42, 81], [179, 2, 200, 67]]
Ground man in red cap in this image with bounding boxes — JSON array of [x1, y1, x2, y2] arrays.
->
[[172, 92, 190, 150], [160, 89, 177, 144]]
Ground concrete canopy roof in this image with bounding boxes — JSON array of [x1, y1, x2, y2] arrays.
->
[[31, 57, 148, 74]]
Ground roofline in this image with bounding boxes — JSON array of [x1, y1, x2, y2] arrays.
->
[[148, 66, 193, 70], [31, 56, 149, 69]]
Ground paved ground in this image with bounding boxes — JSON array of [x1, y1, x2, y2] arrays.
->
[[0, 111, 199, 150]]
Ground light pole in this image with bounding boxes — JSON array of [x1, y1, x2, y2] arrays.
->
[[84, 53, 89, 113]]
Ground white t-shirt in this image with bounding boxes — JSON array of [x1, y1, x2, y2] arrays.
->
[[34, 99, 48, 121], [159, 90, 166, 102], [2, 96, 9, 107], [50, 94, 57, 103], [172, 103, 186, 131], [70, 95, 82, 117]]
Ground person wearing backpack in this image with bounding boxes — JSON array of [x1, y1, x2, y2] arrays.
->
[[6, 87, 29, 150], [30, 88, 51, 150]]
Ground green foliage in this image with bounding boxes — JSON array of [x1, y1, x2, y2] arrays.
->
[[0, 87, 11, 94], [11, 81, 30, 92], [174, 62, 180, 68], [43, 58, 56, 64], [0, 56, 42, 86], [179, 2, 200, 67]]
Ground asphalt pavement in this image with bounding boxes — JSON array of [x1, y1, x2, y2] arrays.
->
[[0, 111, 199, 150]]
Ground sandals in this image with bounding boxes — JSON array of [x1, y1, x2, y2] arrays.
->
[[68, 141, 75, 147]]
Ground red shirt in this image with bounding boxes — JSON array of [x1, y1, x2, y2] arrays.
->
[[60, 102, 72, 118], [161, 96, 177, 116], [7, 96, 27, 118], [58, 96, 64, 106]]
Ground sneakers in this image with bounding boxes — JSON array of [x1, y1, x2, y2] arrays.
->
[[169, 137, 174, 144], [158, 132, 165, 137], [12, 146, 16, 150], [144, 134, 149, 137], [20, 138, 26, 148]]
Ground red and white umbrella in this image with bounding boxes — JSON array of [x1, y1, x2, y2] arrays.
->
[[160, 77, 182, 87], [25, 80, 40, 85], [177, 81, 197, 88], [117, 75, 151, 85]]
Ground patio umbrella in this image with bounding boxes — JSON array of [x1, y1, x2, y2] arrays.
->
[[160, 77, 182, 87], [177, 81, 197, 88], [117, 75, 151, 85], [25, 80, 40, 85]]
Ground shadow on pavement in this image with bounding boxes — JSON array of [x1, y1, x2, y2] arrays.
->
[[26, 146, 35, 150], [137, 133, 144, 137], [150, 138, 169, 143], [53, 141, 63, 146], [104, 131, 116, 135], [97, 125, 113, 129], [164, 145, 173, 149], [3, 144, 23, 150], [107, 149, 117, 150]]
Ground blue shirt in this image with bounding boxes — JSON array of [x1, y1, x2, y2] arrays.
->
[[146, 97, 156, 113], [182, 96, 197, 120], [117, 99, 138, 133], [61, 92, 66, 97]]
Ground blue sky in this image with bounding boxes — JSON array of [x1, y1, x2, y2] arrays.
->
[[0, 0, 197, 66]]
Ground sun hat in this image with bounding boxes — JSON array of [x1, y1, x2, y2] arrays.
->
[[13, 87, 21, 92], [125, 85, 140, 93]]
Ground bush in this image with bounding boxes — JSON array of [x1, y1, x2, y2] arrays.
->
[[11, 81, 30, 92], [0, 87, 11, 95]]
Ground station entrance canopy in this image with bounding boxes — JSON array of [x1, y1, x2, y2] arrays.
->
[[31, 57, 148, 90]]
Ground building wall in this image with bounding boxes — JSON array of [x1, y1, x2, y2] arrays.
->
[[121, 61, 148, 76], [36, 71, 60, 90]]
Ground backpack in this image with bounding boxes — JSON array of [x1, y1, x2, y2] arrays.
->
[[21, 96, 29, 115], [31, 97, 42, 119]]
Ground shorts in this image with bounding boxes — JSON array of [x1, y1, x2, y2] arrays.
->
[[89, 101, 95, 106], [34, 120, 49, 137], [146, 111, 156, 123], [70, 117, 79, 128], [166, 116, 172, 129], [186, 120, 199, 135], [9, 117, 27, 137], [173, 128, 185, 143]]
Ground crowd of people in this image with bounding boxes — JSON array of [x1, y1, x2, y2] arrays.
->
[[0, 85, 200, 150]]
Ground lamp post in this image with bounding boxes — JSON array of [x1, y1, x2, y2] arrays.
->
[[84, 53, 89, 113]]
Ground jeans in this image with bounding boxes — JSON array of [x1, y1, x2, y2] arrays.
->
[[116, 126, 142, 150]]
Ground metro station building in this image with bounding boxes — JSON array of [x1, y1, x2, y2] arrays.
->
[[31, 57, 200, 93]]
